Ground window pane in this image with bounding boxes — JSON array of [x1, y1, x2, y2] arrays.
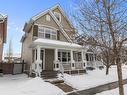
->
[[45, 29, 50, 34], [45, 33, 50, 39], [52, 35, 56, 40], [58, 57, 61, 62], [38, 27, 44, 33], [62, 52, 66, 58], [38, 32, 44, 38], [58, 52, 61, 57], [62, 58, 67, 62]]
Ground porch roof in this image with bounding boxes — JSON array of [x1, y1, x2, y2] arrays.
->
[[29, 38, 83, 49]]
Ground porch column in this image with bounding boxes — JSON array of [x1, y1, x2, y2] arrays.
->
[[54, 48, 58, 61], [81, 50, 86, 68], [54, 48, 60, 71], [35, 46, 42, 77], [37, 46, 41, 61], [71, 50, 75, 69]]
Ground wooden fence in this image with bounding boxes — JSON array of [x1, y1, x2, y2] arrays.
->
[[0, 62, 25, 74]]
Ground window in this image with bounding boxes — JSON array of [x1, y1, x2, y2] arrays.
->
[[54, 12, 61, 22], [58, 50, 71, 63], [38, 26, 57, 40], [74, 52, 82, 62], [46, 15, 50, 21]]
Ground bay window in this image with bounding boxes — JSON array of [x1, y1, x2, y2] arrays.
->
[[38, 26, 57, 40]]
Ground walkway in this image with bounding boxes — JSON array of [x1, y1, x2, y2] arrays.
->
[[67, 79, 127, 95]]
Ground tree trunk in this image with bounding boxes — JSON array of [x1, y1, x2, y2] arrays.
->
[[106, 66, 109, 75], [116, 58, 124, 95]]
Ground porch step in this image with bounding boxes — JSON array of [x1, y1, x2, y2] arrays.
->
[[41, 70, 58, 79]]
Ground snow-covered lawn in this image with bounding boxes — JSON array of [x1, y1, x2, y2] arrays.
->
[[96, 84, 127, 95], [61, 65, 127, 90], [0, 74, 64, 95]]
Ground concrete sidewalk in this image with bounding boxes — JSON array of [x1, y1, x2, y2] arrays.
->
[[67, 79, 127, 95]]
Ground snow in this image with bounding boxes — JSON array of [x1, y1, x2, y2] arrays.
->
[[0, 74, 65, 95], [60, 66, 127, 90], [31, 38, 83, 49], [96, 85, 127, 95]]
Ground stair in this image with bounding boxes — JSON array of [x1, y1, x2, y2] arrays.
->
[[41, 70, 58, 79]]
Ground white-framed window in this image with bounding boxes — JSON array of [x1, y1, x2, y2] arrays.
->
[[58, 50, 71, 63], [38, 26, 57, 40], [74, 52, 82, 62], [54, 12, 61, 22], [46, 15, 50, 21]]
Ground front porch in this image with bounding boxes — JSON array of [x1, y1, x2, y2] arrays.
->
[[29, 38, 86, 77]]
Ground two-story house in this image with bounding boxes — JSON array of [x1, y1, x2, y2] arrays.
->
[[21, 5, 86, 78], [0, 15, 7, 62]]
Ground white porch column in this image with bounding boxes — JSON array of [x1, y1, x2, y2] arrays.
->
[[81, 50, 86, 68], [71, 50, 75, 69], [54, 48, 60, 71], [54, 48, 58, 61], [35, 46, 42, 77]]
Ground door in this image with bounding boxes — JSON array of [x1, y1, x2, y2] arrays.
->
[[40, 49, 45, 70]]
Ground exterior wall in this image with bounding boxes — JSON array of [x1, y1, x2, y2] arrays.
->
[[52, 8, 75, 39], [34, 11, 74, 42], [45, 49, 54, 70], [35, 13, 59, 30], [0, 43, 3, 62], [21, 27, 33, 69], [0, 22, 4, 62]]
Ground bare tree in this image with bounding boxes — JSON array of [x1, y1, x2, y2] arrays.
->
[[73, 0, 127, 95]]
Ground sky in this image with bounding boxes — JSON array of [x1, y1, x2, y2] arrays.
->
[[0, 0, 74, 54]]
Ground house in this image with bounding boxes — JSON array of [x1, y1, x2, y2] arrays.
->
[[3, 53, 21, 63], [21, 4, 100, 78], [0, 14, 7, 63]]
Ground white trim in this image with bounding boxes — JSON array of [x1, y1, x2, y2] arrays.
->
[[32, 9, 50, 21], [32, 4, 74, 29], [31, 5, 73, 42], [49, 10, 72, 42], [38, 26, 57, 40], [35, 24, 58, 31], [40, 48, 45, 70], [54, 12, 61, 22], [50, 4, 74, 29]]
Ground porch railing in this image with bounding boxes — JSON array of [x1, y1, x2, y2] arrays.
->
[[86, 61, 103, 68], [54, 61, 84, 71]]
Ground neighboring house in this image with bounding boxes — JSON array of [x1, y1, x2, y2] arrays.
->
[[0, 15, 7, 63], [3, 53, 21, 63], [21, 4, 87, 78]]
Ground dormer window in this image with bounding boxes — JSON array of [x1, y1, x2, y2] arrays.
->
[[54, 12, 61, 22]]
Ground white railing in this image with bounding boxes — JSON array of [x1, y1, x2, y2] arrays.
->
[[54, 61, 85, 72], [75, 61, 84, 69], [86, 61, 104, 68]]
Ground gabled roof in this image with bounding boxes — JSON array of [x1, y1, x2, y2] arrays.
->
[[23, 4, 74, 43], [32, 4, 74, 29]]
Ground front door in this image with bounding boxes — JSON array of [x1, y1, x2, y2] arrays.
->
[[40, 49, 45, 70]]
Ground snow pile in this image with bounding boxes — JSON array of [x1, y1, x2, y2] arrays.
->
[[61, 66, 127, 90], [18, 77, 65, 95], [0, 75, 65, 95]]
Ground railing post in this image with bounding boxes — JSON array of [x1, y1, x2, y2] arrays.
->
[[71, 50, 75, 70]]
